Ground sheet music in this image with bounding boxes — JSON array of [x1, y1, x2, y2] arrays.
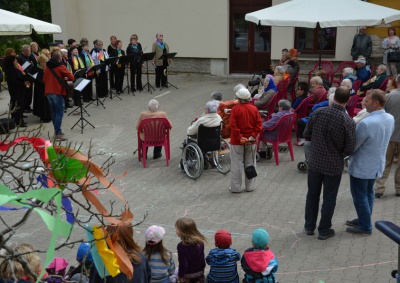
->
[[21, 61, 31, 70], [74, 78, 91, 92], [29, 73, 38, 79]]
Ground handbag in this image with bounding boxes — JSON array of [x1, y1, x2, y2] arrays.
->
[[388, 50, 400, 62], [243, 144, 257, 179]]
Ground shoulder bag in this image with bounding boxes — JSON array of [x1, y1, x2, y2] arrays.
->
[[49, 67, 74, 98]]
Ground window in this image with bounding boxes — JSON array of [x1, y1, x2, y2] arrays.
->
[[295, 26, 337, 55]]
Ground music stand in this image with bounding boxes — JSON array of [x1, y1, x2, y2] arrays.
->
[[71, 78, 95, 134], [68, 69, 88, 116], [103, 57, 121, 101], [142, 52, 156, 94], [159, 52, 178, 91], [85, 63, 106, 109]]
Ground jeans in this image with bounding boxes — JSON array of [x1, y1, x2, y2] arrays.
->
[[304, 170, 342, 234], [350, 175, 375, 232], [47, 94, 65, 135]]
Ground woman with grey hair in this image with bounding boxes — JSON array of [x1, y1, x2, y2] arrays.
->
[[262, 99, 292, 141], [228, 88, 262, 193], [308, 76, 326, 104], [342, 67, 357, 83], [253, 76, 277, 108], [340, 79, 355, 96], [210, 91, 222, 107], [273, 65, 286, 84], [136, 99, 172, 159]]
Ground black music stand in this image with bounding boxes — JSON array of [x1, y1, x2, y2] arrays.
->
[[142, 52, 156, 94], [103, 57, 121, 101], [68, 69, 89, 116], [159, 52, 178, 91], [71, 78, 95, 134], [85, 63, 106, 109]]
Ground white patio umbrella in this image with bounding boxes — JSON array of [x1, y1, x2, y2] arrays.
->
[[245, 0, 400, 66], [0, 8, 62, 35], [245, 0, 400, 28]]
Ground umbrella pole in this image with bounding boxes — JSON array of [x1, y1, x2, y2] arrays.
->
[[318, 28, 323, 69]]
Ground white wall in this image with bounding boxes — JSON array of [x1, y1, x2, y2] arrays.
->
[[51, 0, 229, 59], [270, 0, 357, 62]]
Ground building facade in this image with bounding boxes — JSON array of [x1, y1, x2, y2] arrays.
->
[[51, 0, 400, 75]]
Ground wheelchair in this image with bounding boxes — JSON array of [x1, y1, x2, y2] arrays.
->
[[297, 141, 311, 173], [180, 124, 231, 180]]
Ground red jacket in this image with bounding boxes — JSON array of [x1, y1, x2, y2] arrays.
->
[[43, 60, 74, 96], [229, 103, 262, 145]]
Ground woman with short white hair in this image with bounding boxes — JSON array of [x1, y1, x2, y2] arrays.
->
[[342, 67, 357, 83], [308, 76, 326, 104], [136, 99, 172, 159]]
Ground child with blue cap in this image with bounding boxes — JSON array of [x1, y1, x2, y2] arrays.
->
[[65, 242, 93, 283], [241, 228, 278, 283]]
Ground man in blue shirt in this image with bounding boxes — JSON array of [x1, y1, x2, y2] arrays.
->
[[346, 89, 394, 235], [354, 56, 371, 83]]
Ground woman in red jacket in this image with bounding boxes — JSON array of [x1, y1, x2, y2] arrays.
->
[[43, 51, 74, 141], [229, 87, 262, 193]]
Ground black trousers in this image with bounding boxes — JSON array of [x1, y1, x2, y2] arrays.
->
[[114, 68, 125, 92], [130, 64, 142, 91], [146, 146, 162, 157], [24, 86, 33, 110], [96, 71, 109, 98], [155, 65, 167, 88], [296, 119, 307, 138], [10, 93, 25, 125]]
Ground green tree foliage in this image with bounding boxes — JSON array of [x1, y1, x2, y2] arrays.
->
[[0, 0, 53, 55]]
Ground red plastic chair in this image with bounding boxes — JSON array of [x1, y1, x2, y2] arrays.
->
[[257, 113, 296, 165], [287, 71, 299, 101], [257, 92, 279, 121], [352, 80, 363, 93], [276, 78, 290, 101], [345, 95, 359, 118], [378, 77, 389, 91], [293, 97, 312, 139], [330, 61, 356, 86], [308, 61, 334, 84], [137, 118, 171, 168]]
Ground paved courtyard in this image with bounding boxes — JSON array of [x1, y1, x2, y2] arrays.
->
[[1, 73, 399, 282]]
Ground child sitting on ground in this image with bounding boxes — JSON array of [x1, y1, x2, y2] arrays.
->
[[241, 228, 279, 283], [206, 229, 241, 283], [142, 225, 176, 283], [64, 242, 93, 283], [0, 243, 45, 282], [175, 218, 207, 283]]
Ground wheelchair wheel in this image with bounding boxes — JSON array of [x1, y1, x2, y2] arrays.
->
[[297, 161, 308, 173], [182, 142, 204, 180], [213, 139, 231, 174]]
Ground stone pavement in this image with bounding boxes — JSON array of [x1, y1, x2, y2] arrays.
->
[[1, 74, 399, 283]]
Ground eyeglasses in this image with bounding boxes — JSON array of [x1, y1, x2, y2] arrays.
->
[[159, 34, 163, 37]]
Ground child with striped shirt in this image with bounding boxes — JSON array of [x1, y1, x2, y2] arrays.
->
[[143, 225, 176, 283], [206, 229, 241, 283]]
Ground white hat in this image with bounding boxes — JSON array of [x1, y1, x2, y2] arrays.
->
[[236, 88, 251, 100], [354, 55, 366, 64]]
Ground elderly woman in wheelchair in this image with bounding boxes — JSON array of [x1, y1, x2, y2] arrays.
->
[[180, 100, 230, 180]]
